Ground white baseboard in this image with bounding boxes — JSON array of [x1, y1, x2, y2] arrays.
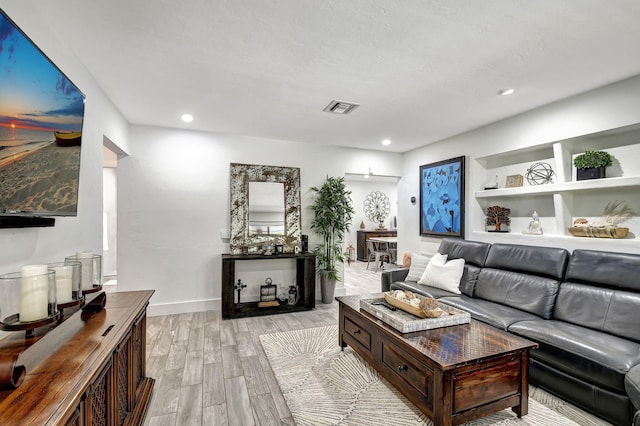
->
[[334, 286, 347, 297], [147, 295, 338, 317], [148, 298, 221, 317]]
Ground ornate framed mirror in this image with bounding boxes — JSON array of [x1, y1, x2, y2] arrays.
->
[[229, 163, 301, 254]]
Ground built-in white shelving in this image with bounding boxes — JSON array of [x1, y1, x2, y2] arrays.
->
[[475, 176, 640, 198], [471, 123, 640, 251]]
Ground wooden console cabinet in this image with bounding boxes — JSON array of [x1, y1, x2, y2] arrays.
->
[[0, 291, 155, 425], [356, 230, 397, 261], [222, 253, 315, 319]]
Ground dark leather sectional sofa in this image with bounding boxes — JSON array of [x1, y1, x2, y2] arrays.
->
[[381, 238, 640, 426]]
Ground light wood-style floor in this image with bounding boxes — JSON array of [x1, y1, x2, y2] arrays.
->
[[143, 260, 389, 426]]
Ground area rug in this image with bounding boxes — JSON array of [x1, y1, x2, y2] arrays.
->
[[260, 325, 611, 426]]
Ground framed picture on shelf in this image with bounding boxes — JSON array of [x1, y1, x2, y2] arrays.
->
[[419, 156, 465, 238], [505, 174, 524, 188]]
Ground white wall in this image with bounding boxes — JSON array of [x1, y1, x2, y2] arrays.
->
[[102, 167, 118, 277], [0, 3, 129, 276], [116, 126, 402, 315], [345, 179, 399, 255], [397, 75, 640, 257]]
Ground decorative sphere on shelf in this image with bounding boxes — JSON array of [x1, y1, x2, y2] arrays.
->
[[526, 162, 555, 185]]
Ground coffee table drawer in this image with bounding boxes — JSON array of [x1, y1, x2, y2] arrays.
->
[[344, 315, 372, 351], [381, 339, 433, 401], [453, 355, 521, 413]]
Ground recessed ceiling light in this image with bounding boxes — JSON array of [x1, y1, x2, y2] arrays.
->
[[497, 88, 515, 96], [181, 113, 194, 123], [382, 139, 391, 146]]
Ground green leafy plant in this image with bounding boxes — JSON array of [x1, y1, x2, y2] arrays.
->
[[310, 176, 355, 281], [573, 150, 613, 169]]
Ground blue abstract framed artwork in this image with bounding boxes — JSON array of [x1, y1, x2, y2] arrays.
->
[[419, 156, 465, 238]]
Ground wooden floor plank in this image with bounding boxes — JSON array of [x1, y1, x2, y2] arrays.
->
[[176, 383, 203, 426], [145, 412, 177, 426], [241, 356, 270, 397], [249, 392, 281, 426], [148, 367, 182, 417], [262, 367, 290, 420], [202, 362, 225, 407], [220, 320, 238, 346], [203, 404, 228, 426], [165, 341, 188, 371], [187, 322, 204, 352], [236, 330, 258, 358], [224, 376, 254, 426], [221, 345, 244, 379], [181, 350, 204, 386], [203, 334, 222, 364]]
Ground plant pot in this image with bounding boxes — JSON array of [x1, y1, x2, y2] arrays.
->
[[577, 166, 606, 181], [320, 270, 336, 304]]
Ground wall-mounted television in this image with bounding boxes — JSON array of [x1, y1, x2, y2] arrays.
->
[[0, 8, 86, 222]]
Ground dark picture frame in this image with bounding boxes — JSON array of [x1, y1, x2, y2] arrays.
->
[[419, 156, 465, 238]]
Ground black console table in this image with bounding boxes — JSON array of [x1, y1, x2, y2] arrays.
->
[[221, 253, 316, 319]]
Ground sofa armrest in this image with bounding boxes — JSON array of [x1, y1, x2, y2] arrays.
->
[[381, 268, 409, 292], [627, 364, 640, 412]]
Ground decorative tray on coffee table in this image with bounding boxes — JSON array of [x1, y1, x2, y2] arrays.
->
[[360, 296, 470, 333]]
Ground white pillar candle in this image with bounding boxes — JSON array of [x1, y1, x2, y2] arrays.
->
[[53, 266, 73, 304], [20, 265, 49, 322], [76, 251, 94, 290]]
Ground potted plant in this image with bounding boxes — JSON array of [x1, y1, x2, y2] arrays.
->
[[310, 176, 355, 303], [573, 150, 613, 180]]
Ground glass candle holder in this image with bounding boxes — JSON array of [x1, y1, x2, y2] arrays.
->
[[65, 252, 102, 291], [47, 261, 82, 305], [0, 267, 57, 326]]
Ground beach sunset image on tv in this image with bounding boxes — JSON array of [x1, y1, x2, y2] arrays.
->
[[0, 9, 85, 216]]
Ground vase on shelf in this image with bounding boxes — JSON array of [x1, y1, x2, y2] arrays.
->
[[576, 166, 606, 181]]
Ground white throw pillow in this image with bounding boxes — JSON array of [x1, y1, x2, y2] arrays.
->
[[418, 257, 465, 294], [405, 252, 447, 282]]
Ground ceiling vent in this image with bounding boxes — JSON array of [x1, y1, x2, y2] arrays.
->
[[323, 100, 360, 115]]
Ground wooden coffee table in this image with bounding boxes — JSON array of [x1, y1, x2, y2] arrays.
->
[[336, 294, 538, 426]]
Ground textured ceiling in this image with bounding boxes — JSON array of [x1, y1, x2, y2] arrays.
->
[[15, 0, 640, 152]]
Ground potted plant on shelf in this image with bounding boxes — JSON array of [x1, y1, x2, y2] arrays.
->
[[310, 176, 355, 304], [573, 150, 613, 181]]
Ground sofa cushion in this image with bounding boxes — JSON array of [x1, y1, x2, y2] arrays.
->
[[435, 239, 486, 297], [567, 249, 640, 292], [438, 238, 490, 267], [475, 268, 560, 319], [418, 256, 464, 294], [390, 281, 459, 299], [553, 282, 640, 343], [439, 295, 541, 330], [627, 364, 640, 411], [405, 253, 442, 282], [529, 358, 636, 426], [509, 319, 640, 393], [484, 243, 569, 280]]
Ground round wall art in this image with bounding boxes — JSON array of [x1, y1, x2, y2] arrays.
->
[[364, 191, 390, 227]]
